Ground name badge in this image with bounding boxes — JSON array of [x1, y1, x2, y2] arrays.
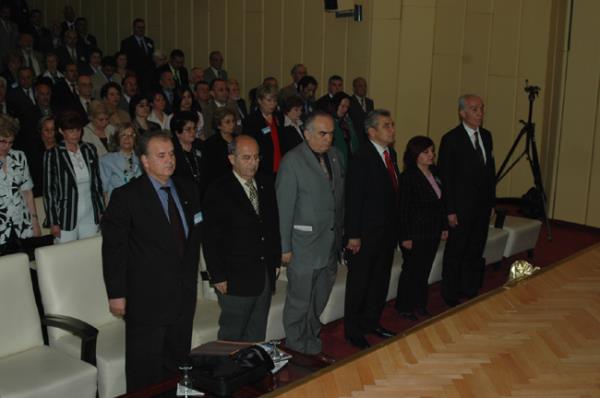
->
[[261, 127, 271, 135], [193, 212, 203, 225], [293, 225, 313, 232]]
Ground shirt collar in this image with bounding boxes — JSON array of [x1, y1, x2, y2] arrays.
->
[[369, 139, 388, 157], [462, 121, 479, 138], [147, 174, 174, 192], [232, 170, 255, 189]]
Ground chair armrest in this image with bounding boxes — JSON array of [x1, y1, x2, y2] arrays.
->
[[494, 208, 507, 228], [42, 314, 99, 366]]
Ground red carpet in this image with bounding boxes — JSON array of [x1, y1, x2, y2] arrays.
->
[[320, 218, 600, 359]]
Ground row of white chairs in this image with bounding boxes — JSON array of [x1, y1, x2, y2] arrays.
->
[[0, 212, 541, 398]]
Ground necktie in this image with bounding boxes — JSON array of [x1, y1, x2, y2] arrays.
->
[[383, 150, 398, 192], [138, 37, 148, 54], [360, 97, 366, 112], [473, 131, 485, 164], [319, 154, 331, 182], [160, 186, 186, 255], [245, 180, 259, 215]]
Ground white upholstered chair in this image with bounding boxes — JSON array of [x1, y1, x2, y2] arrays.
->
[[35, 236, 125, 398], [0, 253, 97, 398]]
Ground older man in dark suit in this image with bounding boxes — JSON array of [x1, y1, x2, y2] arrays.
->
[[276, 111, 344, 365], [348, 77, 374, 140], [102, 130, 203, 392], [203, 135, 280, 342], [438, 94, 496, 307], [344, 109, 399, 349]]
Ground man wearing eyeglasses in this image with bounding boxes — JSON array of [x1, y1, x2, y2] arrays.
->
[[202, 135, 281, 342], [276, 110, 344, 366]]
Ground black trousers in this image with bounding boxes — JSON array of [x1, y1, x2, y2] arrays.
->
[[125, 306, 195, 393], [396, 238, 440, 312], [344, 226, 396, 340], [441, 206, 490, 301]]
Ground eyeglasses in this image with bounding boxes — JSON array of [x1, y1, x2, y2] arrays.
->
[[0, 139, 14, 145]]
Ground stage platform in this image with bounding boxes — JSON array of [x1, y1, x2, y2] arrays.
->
[[267, 244, 600, 397]]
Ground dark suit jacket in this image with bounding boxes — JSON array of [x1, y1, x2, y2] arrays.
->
[[51, 80, 79, 114], [101, 174, 202, 325], [243, 110, 285, 175], [23, 24, 54, 54], [54, 45, 87, 70], [236, 98, 248, 121], [155, 63, 189, 92], [345, 141, 400, 240], [202, 172, 281, 296], [120, 35, 155, 89], [172, 136, 206, 198], [6, 86, 35, 117], [438, 124, 496, 218], [398, 167, 446, 241], [315, 93, 335, 115], [348, 95, 374, 140], [202, 133, 231, 185], [280, 124, 304, 156]]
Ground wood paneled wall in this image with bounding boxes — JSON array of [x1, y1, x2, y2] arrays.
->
[[28, 0, 599, 226]]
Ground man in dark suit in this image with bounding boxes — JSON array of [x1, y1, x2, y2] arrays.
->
[[59, 5, 77, 38], [102, 130, 203, 392], [55, 29, 86, 71], [155, 49, 188, 93], [18, 33, 45, 78], [348, 77, 374, 140], [23, 9, 54, 55], [438, 94, 496, 307], [297, 75, 318, 121], [120, 18, 154, 92], [203, 135, 281, 342], [203, 50, 228, 85], [343, 109, 399, 349], [74, 17, 97, 57], [14, 78, 53, 154], [276, 111, 344, 365], [315, 75, 343, 115], [51, 62, 79, 114], [7, 66, 36, 118], [279, 63, 307, 102]]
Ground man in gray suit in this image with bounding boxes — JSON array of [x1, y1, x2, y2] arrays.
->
[[276, 110, 344, 366], [203, 51, 228, 85]]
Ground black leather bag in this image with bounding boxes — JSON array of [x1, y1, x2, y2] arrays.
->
[[188, 343, 274, 396]]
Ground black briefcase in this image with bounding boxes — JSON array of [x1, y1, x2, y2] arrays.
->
[[188, 342, 274, 396]]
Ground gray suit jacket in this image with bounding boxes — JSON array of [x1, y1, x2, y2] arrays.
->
[[276, 142, 345, 270], [203, 67, 228, 85]]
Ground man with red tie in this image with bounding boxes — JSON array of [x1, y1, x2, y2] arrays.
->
[[343, 109, 400, 349]]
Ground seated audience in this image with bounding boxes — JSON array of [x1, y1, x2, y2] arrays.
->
[[118, 74, 138, 113], [194, 80, 210, 110], [202, 135, 280, 342], [331, 91, 360, 170], [79, 47, 102, 76], [100, 81, 131, 126], [203, 107, 236, 184], [129, 94, 160, 136], [228, 78, 247, 124], [99, 122, 141, 202], [18, 33, 44, 78], [396, 136, 447, 319], [91, 56, 120, 99], [155, 48, 188, 92], [174, 87, 204, 138], [113, 51, 130, 82], [315, 75, 343, 115], [297, 75, 318, 119], [43, 111, 104, 244], [204, 50, 228, 84], [55, 29, 86, 70], [157, 69, 177, 114], [41, 52, 64, 85], [189, 67, 204, 93], [243, 84, 284, 176], [83, 101, 116, 157], [202, 78, 237, 139], [0, 114, 41, 255]]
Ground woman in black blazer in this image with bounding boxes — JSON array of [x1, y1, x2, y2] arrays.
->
[[396, 136, 448, 320], [43, 111, 105, 243], [171, 111, 206, 198], [242, 84, 284, 175], [203, 107, 236, 185]]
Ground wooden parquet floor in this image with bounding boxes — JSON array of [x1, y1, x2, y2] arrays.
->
[[270, 244, 600, 398]]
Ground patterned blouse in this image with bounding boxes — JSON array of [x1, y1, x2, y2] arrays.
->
[[0, 149, 34, 245]]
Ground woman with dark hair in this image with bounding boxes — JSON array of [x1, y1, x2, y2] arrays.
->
[[147, 90, 172, 130], [100, 81, 130, 126], [0, 114, 42, 254], [174, 87, 204, 138], [113, 51, 131, 82], [203, 106, 236, 184], [170, 111, 205, 194], [395, 135, 448, 320], [43, 111, 104, 243], [242, 84, 284, 175], [331, 91, 360, 170], [129, 94, 160, 136], [280, 94, 305, 155]]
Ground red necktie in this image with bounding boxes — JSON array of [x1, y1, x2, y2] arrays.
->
[[384, 150, 398, 192]]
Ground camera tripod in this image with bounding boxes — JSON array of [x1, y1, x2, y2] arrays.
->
[[496, 80, 552, 240]]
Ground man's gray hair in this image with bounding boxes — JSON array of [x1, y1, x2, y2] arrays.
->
[[364, 109, 391, 133], [136, 129, 172, 157], [304, 111, 333, 135], [227, 135, 258, 155], [458, 94, 479, 111]]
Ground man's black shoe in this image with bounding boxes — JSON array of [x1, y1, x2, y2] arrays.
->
[[444, 298, 459, 308], [371, 327, 396, 338], [347, 335, 370, 349], [415, 307, 430, 317], [398, 311, 418, 321]]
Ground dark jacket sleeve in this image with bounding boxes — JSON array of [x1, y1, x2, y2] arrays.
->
[[101, 187, 132, 299], [438, 132, 456, 215], [344, 152, 367, 239], [201, 183, 230, 284]]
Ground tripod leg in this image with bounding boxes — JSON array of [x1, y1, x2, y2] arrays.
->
[[527, 129, 553, 241]]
